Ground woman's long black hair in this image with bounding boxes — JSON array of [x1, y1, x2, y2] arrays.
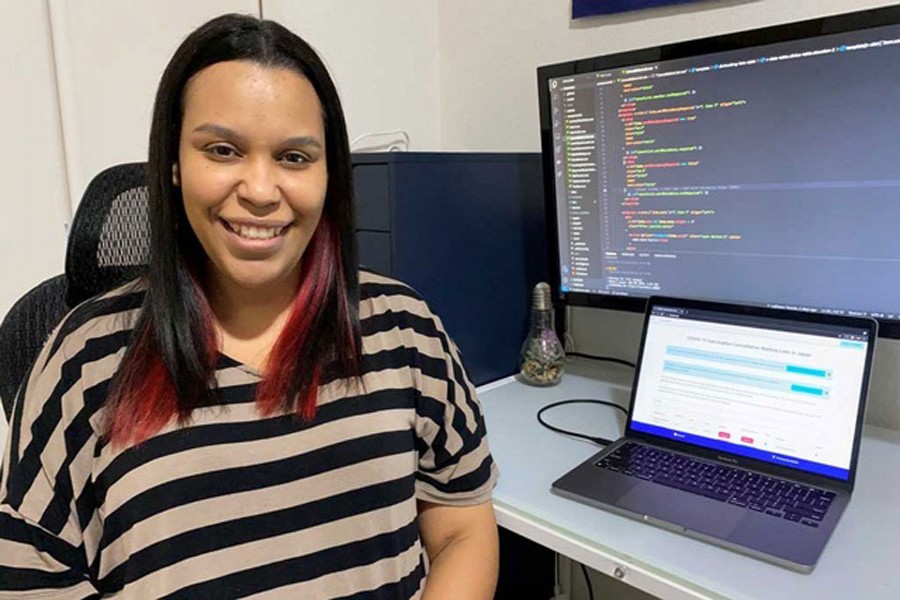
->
[[106, 14, 360, 446]]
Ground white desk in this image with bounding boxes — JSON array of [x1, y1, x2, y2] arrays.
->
[[479, 360, 900, 599]]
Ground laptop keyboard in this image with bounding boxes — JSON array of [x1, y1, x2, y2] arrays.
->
[[597, 442, 836, 528]]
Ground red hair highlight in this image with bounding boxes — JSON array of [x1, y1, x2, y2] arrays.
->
[[107, 330, 178, 448], [256, 216, 357, 419], [107, 216, 356, 447], [106, 276, 217, 448]]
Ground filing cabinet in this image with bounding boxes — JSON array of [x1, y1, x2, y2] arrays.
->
[[351, 152, 549, 386]]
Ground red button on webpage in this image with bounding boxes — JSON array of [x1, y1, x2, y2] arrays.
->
[[741, 436, 754, 444], [718, 431, 731, 439]]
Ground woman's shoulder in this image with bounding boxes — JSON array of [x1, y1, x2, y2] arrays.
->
[[356, 268, 459, 361], [358, 269, 423, 303], [357, 269, 436, 320], [40, 279, 145, 369], [13, 280, 146, 435]]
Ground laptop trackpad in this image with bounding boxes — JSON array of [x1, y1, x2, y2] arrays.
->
[[617, 483, 745, 538]]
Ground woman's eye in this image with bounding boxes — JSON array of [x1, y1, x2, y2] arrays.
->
[[280, 152, 307, 165], [206, 145, 237, 158]]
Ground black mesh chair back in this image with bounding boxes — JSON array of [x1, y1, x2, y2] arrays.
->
[[66, 162, 149, 306], [1, 163, 150, 420], [0, 275, 69, 418]]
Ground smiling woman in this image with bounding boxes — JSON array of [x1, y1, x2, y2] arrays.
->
[[176, 61, 332, 379], [179, 63, 327, 297], [0, 14, 498, 600]]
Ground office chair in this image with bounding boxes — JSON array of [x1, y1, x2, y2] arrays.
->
[[0, 275, 69, 420], [0, 162, 149, 419], [65, 162, 149, 307]]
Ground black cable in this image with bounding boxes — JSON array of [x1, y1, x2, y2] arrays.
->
[[537, 399, 628, 446], [567, 351, 636, 369], [580, 562, 595, 600]]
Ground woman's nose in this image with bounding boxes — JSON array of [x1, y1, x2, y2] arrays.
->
[[237, 157, 280, 207]]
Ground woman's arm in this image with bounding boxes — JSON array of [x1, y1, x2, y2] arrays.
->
[[417, 499, 499, 600], [0, 314, 100, 597], [0, 506, 100, 599]]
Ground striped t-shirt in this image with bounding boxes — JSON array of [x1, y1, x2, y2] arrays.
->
[[0, 271, 498, 598]]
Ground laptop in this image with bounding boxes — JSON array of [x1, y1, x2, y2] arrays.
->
[[552, 296, 877, 573]]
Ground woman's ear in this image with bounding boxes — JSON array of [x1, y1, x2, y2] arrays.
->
[[172, 163, 180, 187]]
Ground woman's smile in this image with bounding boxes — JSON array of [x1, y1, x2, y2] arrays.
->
[[219, 217, 293, 256]]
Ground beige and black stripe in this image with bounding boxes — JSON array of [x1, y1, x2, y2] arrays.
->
[[0, 271, 497, 598]]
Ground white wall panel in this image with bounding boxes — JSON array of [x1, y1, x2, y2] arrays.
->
[[263, 0, 440, 151], [437, 0, 899, 151], [49, 0, 259, 212], [0, 0, 70, 321]]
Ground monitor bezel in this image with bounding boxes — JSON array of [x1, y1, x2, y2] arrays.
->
[[537, 5, 900, 339]]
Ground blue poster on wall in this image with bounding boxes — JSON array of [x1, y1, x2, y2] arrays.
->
[[573, 0, 705, 18]]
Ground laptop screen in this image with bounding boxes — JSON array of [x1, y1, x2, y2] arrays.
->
[[630, 303, 872, 480]]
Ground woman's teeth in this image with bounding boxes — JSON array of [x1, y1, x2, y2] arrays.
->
[[232, 224, 285, 240]]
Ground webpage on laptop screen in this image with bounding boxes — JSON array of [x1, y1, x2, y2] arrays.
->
[[631, 308, 869, 480]]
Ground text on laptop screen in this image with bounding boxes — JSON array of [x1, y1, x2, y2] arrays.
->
[[631, 306, 870, 480]]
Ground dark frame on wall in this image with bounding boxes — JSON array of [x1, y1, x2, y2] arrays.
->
[[573, 0, 708, 19]]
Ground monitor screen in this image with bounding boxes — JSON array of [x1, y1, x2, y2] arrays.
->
[[538, 7, 900, 337]]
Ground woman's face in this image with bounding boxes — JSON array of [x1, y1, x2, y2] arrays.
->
[[177, 60, 327, 296]]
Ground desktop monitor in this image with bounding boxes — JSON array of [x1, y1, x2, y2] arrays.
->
[[538, 6, 900, 337]]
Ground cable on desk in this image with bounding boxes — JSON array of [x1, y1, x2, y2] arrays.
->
[[581, 562, 595, 600], [537, 399, 628, 446], [567, 352, 636, 369]]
